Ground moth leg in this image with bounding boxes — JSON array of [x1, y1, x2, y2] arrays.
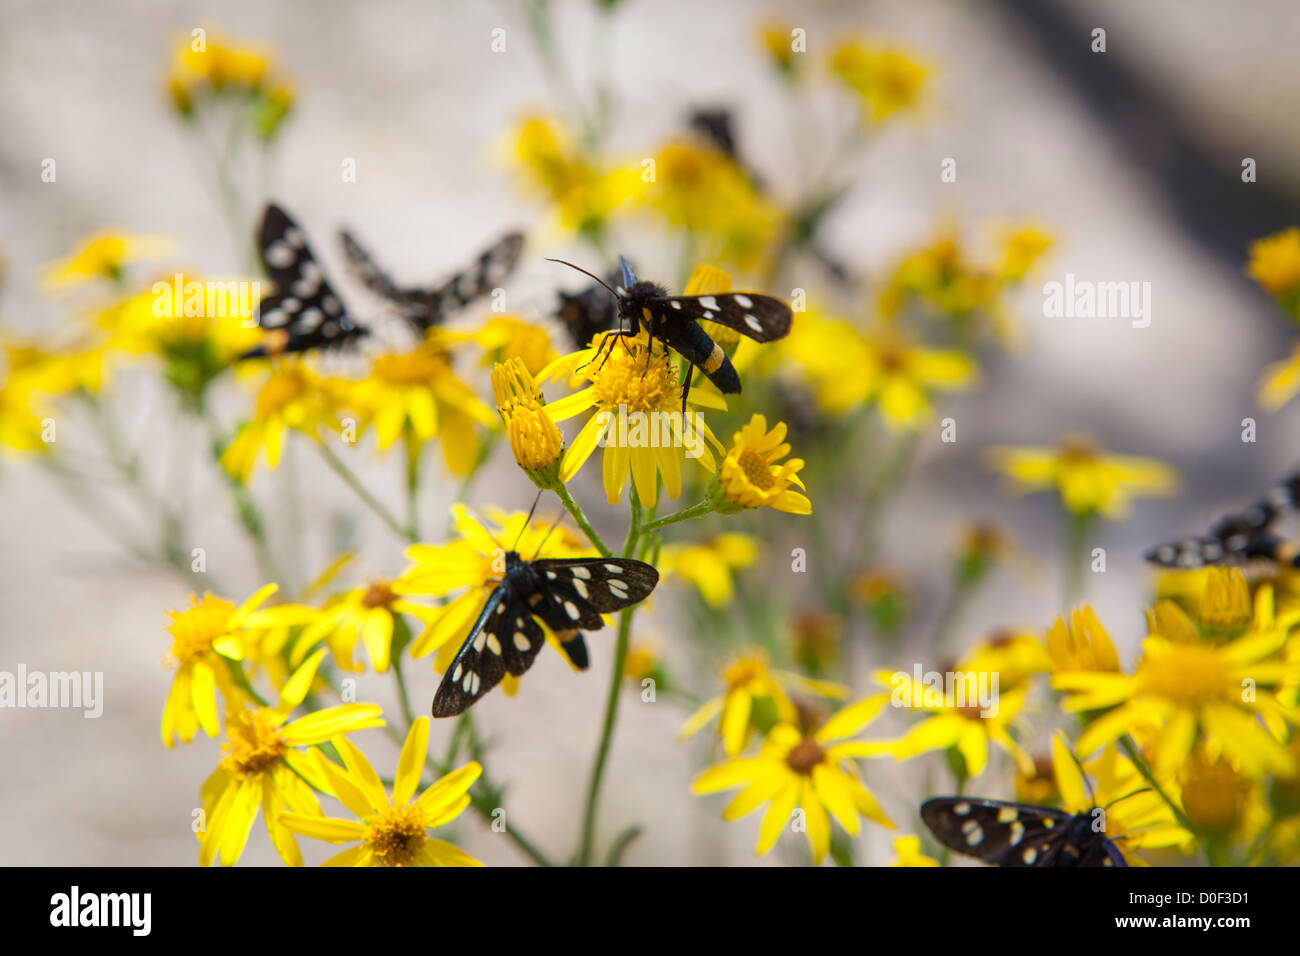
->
[[679, 361, 693, 414]]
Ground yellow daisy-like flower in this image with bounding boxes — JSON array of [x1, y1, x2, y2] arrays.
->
[[43, 231, 171, 288], [162, 584, 315, 747], [540, 331, 725, 507], [293, 578, 435, 674], [1247, 227, 1300, 298], [1054, 590, 1300, 777], [449, 315, 558, 378], [167, 30, 293, 137], [987, 434, 1180, 518], [781, 311, 975, 426], [490, 356, 564, 488], [888, 834, 941, 867], [828, 39, 929, 124], [197, 649, 386, 867], [508, 114, 637, 239], [394, 505, 587, 681], [873, 667, 1034, 778], [957, 629, 1051, 689], [713, 414, 811, 515], [1053, 734, 1192, 863], [679, 648, 846, 756], [280, 717, 481, 867], [692, 697, 896, 865], [220, 359, 345, 482], [642, 140, 783, 271], [659, 533, 758, 607], [3, 337, 107, 396], [347, 335, 495, 475], [1043, 605, 1122, 674], [0, 378, 53, 453]]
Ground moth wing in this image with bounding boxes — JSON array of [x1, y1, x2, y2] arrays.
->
[[654, 293, 791, 342], [920, 798, 1072, 867]]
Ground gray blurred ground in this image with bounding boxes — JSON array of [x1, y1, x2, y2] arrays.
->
[[1, 0, 1299, 865]]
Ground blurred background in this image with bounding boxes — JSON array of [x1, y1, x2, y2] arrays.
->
[[2, 0, 1299, 866]]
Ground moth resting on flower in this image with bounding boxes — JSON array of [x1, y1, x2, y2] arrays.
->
[[432, 549, 659, 718]]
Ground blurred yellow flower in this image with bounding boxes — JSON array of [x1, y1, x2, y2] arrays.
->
[[1257, 341, 1300, 410], [490, 357, 564, 488], [1044, 605, 1121, 674], [3, 338, 106, 396], [220, 359, 345, 482], [996, 223, 1055, 282], [659, 533, 758, 607], [280, 717, 482, 867], [1055, 590, 1300, 778], [987, 434, 1179, 518], [508, 114, 636, 239], [1247, 227, 1300, 298], [679, 648, 845, 755], [451, 315, 558, 377], [198, 649, 385, 866], [692, 697, 895, 865], [888, 834, 940, 867], [0, 379, 53, 453], [43, 231, 171, 288], [760, 21, 800, 77], [957, 629, 1050, 688], [167, 30, 293, 138], [348, 336, 495, 475], [873, 667, 1034, 778], [828, 39, 929, 124], [541, 331, 725, 507], [642, 140, 783, 270]]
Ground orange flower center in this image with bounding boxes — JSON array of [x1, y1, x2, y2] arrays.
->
[[220, 708, 287, 777]]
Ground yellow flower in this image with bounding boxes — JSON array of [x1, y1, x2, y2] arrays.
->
[[220, 359, 345, 482], [692, 697, 895, 865], [490, 357, 564, 488], [1198, 567, 1253, 632], [1054, 591, 1300, 777], [450, 315, 558, 377], [347, 336, 495, 475], [280, 717, 481, 866], [987, 434, 1180, 518], [540, 331, 725, 507], [197, 649, 386, 866], [1247, 227, 1300, 298], [957, 629, 1051, 688], [643, 140, 783, 270], [1257, 341, 1300, 410], [623, 637, 661, 684], [43, 231, 171, 288], [294, 578, 435, 674], [996, 224, 1054, 282], [659, 533, 758, 607], [1178, 746, 1252, 836], [0, 378, 52, 453], [679, 648, 845, 756], [508, 114, 637, 239], [888, 834, 940, 867], [760, 20, 800, 76], [873, 668, 1034, 778], [162, 584, 313, 747], [1044, 605, 1122, 674], [782, 312, 975, 426], [829, 39, 929, 124], [1053, 734, 1192, 863], [3, 337, 107, 396], [394, 505, 587, 681], [713, 414, 811, 515], [167, 30, 293, 137]]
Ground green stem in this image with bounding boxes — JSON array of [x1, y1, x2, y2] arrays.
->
[[555, 485, 611, 557], [1063, 510, 1091, 607], [576, 495, 643, 866], [637, 498, 714, 534], [405, 434, 421, 541], [317, 441, 412, 543], [1119, 735, 1200, 841]]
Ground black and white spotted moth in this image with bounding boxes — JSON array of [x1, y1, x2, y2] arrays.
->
[[340, 226, 524, 333], [921, 797, 1128, 867], [550, 255, 793, 412], [243, 203, 367, 358], [432, 551, 658, 718], [1145, 470, 1300, 569]]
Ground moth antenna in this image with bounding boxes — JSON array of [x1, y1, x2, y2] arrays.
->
[[530, 508, 568, 560], [1103, 787, 1153, 812], [511, 490, 544, 551], [464, 508, 507, 554], [546, 258, 620, 299]]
